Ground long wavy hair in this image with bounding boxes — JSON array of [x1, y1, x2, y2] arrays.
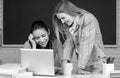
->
[[52, 0, 87, 43]]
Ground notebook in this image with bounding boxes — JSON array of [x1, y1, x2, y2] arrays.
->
[[20, 48, 55, 76]]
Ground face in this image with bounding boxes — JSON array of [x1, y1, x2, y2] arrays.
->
[[32, 28, 49, 47], [56, 13, 74, 26]]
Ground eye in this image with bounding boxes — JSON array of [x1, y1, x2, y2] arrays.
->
[[33, 37, 40, 40], [61, 17, 65, 19], [66, 21, 69, 23], [42, 34, 46, 37]]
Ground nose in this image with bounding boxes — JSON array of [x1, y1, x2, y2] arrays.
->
[[36, 37, 44, 43]]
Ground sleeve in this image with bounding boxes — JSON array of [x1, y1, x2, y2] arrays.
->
[[62, 38, 74, 62], [77, 13, 97, 69], [52, 39, 63, 67], [81, 14, 96, 43]]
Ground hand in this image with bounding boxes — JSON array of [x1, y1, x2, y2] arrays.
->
[[69, 27, 75, 35], [77, 68, 91, 75], [62, 60, 69, 63], [28, 34, 36, 49], [62, 59, 69, 68]]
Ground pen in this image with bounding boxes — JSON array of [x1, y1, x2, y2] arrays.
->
[[107, 57, 111, 64], [111, 57, 115, 63]]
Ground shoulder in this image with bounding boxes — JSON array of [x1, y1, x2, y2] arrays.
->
[[24, 40, 32, 48], [50, 38, 59, 45], [79, 12, 97, 26], [84, 12, 97, 21], [50, 37, 61, 47]]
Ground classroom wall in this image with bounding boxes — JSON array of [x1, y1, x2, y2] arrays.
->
[[0, 0, 120, 70]]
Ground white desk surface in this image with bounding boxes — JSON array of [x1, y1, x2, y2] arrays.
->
[[22, 74, 108, 78], [0, 73, 110, 78]]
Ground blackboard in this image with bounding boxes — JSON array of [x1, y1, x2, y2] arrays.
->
[[3, 0, 116, 46]]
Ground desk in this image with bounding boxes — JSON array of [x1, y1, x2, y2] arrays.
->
[[0, 63, 110, 78], [22, 74, 108, 78], [0, 73, 109, 78]]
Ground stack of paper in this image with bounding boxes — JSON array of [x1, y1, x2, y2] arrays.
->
[[0, 63, 25, 75], [110, 70, 120, 78], [0, 63, 33, 78], [0, 72, 33, 78]]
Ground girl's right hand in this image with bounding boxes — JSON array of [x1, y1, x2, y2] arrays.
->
[[28, 34, 36, 49]]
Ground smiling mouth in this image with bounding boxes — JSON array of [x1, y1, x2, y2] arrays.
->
[[69, 21, 74, 27], [40, 40, 48, 46], [40, 42, 46, 45], [63, 21, 74, 28]]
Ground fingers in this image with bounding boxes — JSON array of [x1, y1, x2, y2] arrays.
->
[[28, 34, 36, 49], [77, 68, 91, 75], [28, 34, 34, 41]]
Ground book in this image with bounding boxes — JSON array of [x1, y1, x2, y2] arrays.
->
[[110, 70, 120, 77], [0, 72, 33, 78], [0, 74, 12, 78], [0, 63, 26, 75]]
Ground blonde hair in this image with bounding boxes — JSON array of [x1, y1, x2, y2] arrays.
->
[[52, 0, 87, 42]]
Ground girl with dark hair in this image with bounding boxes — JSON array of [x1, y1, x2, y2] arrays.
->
[[24, 20, 63, 74]]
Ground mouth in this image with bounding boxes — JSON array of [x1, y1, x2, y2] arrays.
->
[[40, 42, 47, 46], [39, 39, 48, 47], [41, 43, 46, 46], [63, 21, 74, 28], [69, 21, 74, 27]]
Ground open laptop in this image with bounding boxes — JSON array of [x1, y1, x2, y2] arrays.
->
[[20, 48, 55, 76]]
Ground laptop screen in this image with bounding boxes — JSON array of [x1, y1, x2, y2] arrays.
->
[[20, 48, 55, 76]]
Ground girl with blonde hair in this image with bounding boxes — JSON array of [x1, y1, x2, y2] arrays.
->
[[53, 0, 107, 74]]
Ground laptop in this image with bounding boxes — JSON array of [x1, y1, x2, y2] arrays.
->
[[20, 48, 55, 76]]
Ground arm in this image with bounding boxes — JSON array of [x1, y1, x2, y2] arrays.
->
[[62, 37, 75, 63], [23, 40, 32, 48], [52, 39, 63, 67], [77, 13, 97, 69]]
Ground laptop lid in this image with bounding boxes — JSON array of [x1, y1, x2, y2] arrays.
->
[[20, 48, 55, 76]]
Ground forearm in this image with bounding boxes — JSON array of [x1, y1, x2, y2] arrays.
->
[[62, 38, 74, 62]]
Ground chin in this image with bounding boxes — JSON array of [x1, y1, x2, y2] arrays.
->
[[39, 40, 49, 48], [40, 44, 47, 48]]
